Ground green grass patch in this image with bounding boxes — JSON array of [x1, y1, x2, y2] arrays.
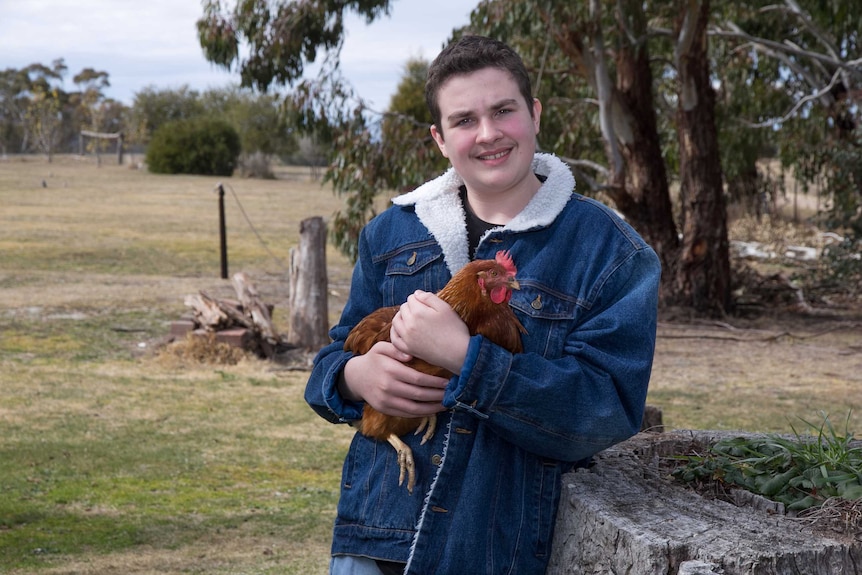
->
[[0, 358, 348, 572]]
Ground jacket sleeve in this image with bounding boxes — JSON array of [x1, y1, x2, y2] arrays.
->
[[304, 230, 381, 425], [443, 245, 661, 463]]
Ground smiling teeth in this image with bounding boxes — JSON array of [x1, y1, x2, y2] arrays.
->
[[481, 151, 508, 160]]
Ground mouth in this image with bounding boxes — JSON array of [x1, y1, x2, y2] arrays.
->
[[477, 149, 511, 161]]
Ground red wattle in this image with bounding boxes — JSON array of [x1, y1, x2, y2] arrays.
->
[[490, 286, 510, 304]]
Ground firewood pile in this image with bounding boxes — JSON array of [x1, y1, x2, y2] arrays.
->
[[172, 272, 284, 358]]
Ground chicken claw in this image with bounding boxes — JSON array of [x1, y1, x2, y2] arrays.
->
[[414, 414, 437, 445], [386, 433, 416, 494]]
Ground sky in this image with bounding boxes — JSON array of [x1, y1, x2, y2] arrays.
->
[[0, 0, 474, 109]]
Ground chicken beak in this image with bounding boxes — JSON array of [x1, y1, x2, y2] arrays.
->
[[508, 277, 521, 290]]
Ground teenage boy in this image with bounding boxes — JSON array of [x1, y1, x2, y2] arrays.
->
[[306, 35, 661, 575]]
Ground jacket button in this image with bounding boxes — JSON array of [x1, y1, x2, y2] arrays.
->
[[531, 295, 543, 310], [431, 454, 442, 466], [406, 251, 417, 266]]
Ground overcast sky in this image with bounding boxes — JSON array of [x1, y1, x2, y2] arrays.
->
[[0, 0, 474, 109]]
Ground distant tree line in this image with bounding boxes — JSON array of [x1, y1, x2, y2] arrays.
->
[[0, 59, 325, 174]]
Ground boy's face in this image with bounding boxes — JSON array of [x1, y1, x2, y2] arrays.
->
[[430, 67, 541, 202]]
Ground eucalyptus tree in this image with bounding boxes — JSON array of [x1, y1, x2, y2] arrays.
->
[[197, 0, 860, 314], [0, 67, 32, 153], [710, 1, 862, 288], [200, 86, 299, 165], [0, 60, 69, 155], [127, 85, 206, 143]]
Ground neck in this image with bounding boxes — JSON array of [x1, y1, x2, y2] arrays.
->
[[464, 175, 541, 225]]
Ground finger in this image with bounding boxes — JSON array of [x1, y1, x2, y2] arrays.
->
[[373, 340, 411, 362], [388, 323, 411, 355], [402, 370, 450, 391]]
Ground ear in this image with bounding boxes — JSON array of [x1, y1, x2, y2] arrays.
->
[[532, 98, 542, 134], [430, 124, 449, 159]]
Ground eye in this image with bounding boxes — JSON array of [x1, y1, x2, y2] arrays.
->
[[495, 108, 513, 117]]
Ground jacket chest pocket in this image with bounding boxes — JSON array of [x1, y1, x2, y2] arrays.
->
[[379, 244, 447, 306], [508, 282, 579, 358]]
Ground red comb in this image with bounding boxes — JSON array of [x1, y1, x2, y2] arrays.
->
[[495, 250, 517, 275]]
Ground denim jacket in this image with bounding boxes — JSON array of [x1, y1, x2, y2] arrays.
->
[[305, 153, 661, 574]]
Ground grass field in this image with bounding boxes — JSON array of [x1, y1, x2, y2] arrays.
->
[[1, 155, 356, 574], [1, 155, 861, 573]]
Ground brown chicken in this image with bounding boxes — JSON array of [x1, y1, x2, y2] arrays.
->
[[344, 250, 526, 494]]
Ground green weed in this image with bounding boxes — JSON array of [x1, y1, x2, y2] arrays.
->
[[672, 412, 862, 512]]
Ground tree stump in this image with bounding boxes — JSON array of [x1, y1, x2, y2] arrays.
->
[[287, 216, 330, 349], [548, 431, 862, 574]]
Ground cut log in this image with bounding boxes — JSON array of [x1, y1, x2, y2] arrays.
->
[[547, 431, 862, 574], [232, 272, 278, 343], [180, 275, 283, 358], [211, 296, 255, 330], [183, 292, 228, 329]]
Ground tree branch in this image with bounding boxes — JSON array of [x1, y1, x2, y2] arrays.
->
[[589, 0, 625, 180], [738, 70, 843, 128], [708, 24, 862, 76]]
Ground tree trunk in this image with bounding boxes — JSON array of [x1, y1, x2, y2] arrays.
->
[[673, 0, 731, 315], [287, 216, 330, 349], [548, 431, 862, 574], [726, 164, 762, 220], [613, 0, 681, 287], [547, 1, 681, 302]]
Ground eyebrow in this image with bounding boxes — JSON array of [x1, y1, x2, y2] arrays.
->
[[445, 98, 521, 124]]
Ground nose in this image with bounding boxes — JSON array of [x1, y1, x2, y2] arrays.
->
[[476, 117, 501, 143]]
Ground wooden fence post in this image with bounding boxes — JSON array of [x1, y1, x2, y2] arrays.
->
[[288, 216, 330, 349]]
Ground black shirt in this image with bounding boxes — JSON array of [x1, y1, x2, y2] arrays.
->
[[459, 185, 496, 260]]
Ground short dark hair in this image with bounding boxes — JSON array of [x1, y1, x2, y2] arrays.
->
[[425, 35, 534, 135]]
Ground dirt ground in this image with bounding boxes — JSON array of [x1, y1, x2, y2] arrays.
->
[[648, 300, 862, 432]]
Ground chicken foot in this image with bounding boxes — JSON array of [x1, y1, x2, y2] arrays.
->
[[414, 414, 437, 445], [385, 415, 438, 495], [386, 433, 417, 494]]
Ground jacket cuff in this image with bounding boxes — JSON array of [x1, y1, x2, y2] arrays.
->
[[322, 357, 366, 422], [443, 335, 487, 417]]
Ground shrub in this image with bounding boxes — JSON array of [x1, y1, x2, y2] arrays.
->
[[146, 118, 241, 176], [238, 151, 276, 179]]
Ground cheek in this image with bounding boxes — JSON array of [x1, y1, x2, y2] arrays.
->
[[514, 117, 539, 140], [447, 138, 473, 161]]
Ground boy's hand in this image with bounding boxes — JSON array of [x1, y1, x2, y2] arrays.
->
[[340, 341, 448, 418], [390, 290, 470, 375]]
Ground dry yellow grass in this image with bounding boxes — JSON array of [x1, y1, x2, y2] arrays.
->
[[0, 154, 355, 323]]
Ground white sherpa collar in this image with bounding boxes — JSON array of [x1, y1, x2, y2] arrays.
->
[[391, 153, 575, 274]]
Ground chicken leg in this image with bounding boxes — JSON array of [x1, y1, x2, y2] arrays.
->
[[386, 433, 417, 494], [385, 414, 437, 495]]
